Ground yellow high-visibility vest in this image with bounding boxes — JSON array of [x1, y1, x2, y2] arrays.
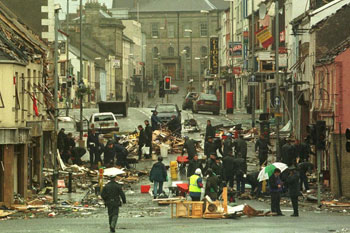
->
[[189, 175, 201, 193]]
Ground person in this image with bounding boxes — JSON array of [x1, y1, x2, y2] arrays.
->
[[104, 141, 116, 167], [299, 137, 315, 162], [138, 125, 146, 160], [246, 171, 261, 197], [222, 151, 235, 188], [204, 137, 216, 157], [57, 128, 66, 156], [70, 147, 86, 165], [101, 175, 126, 233], [233, 157, 247, 195], [63, 133, 75, 163], [167, 115, 181, 136], [144, 120, 153, 159], [285, 166, 300, 217], [281, 139, 297, 167], [151, 111, 162, 131], [298, 162, 314, 192], [234, 134, 248, 161], [205, 168, 219, 201], [182, 136, 197, 161], [187, 154, 203, 178], [214, 137, 224, 157], [255, 134, 269, 166], [189, 168, 203, 201], [149, 157, 167, 199], [269, 168, 283, 216], [87, 129, 99, 167], [205, 120, 215, 142], [223, 134, 234, 157], [114, 139, 130, 169]]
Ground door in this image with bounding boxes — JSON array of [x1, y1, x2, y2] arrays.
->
[[165, 64, 176, 79]]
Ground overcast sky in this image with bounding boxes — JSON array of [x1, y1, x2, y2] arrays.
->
[[55, 0, 113, 19]]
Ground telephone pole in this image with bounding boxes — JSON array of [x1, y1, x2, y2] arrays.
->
[[251, 0, 255, 128], [275, 0, 281, 159]]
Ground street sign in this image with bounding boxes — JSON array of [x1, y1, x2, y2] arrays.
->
[[275, 96, 280, 106], [248, 82, 258, 86]]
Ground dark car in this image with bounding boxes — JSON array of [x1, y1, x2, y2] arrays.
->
[[155, 103, 181, 123], [182, 92, 199, 110], [192, 93, 220, 115]]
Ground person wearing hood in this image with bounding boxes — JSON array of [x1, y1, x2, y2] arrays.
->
[[149, 157, 167, 199], [189, 168, 203, 201]]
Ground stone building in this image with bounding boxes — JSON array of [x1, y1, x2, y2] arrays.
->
[[112, 0, 229, 92]]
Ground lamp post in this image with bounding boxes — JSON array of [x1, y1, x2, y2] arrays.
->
[[181, 49, 187, 89], [65, 0, 70, 117], [53, 3, 61, 204], [185, 29, 193, 89], [251, 0, 255, 128], [79, 0, 84, 142]]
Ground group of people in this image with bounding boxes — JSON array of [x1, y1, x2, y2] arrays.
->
[[87, 129, 130, 169], [57, 128, 86, 165]]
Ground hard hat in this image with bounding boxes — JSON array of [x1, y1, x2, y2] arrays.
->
[[195, 168, 202, 175]]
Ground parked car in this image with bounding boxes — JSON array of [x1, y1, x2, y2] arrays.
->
[[170, 84, 179, 94], [192, 93, 220, 115], [154, 103, 181, 123], [182, 92, 199, 110], [89, 112, 119, 133]]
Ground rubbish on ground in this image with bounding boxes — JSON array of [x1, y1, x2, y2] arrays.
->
[[103, 167, 126, 177]]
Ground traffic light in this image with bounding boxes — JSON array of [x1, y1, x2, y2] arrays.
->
[[306, 124, 316, 145], [164, 76, 171, 90], [316, 120, 326, 150], [345, 128, 350, 152], [159, 80, 165, 98], [67, 75, 72, 88]]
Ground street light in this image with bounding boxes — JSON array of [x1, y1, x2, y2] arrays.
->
[[181, 49, 187, 88], [184, 29, 193, 88]]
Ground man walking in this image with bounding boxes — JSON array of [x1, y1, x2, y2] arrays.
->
[[144, 120, 153, 159], [151, 111, 162, 131], [87, 129, 99, 167], [138, 125, 146, 160], [255, 134, 269, 166], [189, 168, 203, 201], [286, 166, 300, 217], [234, 134, 247, 161], [101, 175, 126, 233], [150, 157, 167, 199], [269, 168, 283, 216]]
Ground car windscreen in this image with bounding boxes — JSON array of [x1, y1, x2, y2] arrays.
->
[[200, 94, 217, 101], [94, 115, 115, 121], [156, 105, 177, 113]]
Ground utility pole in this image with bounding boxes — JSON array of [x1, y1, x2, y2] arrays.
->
[[189, 31, 193, 91], [251, 0, 255, 128], [79, 0, 83, 141], [65, 0, 70, 117], [275, 0, 281, 160], [53, 4, 61, 204]]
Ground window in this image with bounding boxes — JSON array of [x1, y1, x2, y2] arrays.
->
[[151, 23, 159, 38], [184, 46, 191, 58], [183, 22, 191, 37], [153, 64, 159, 79], [200, 46, 208, 57], [168, 23, 175, 38], [200, 23, 208, 37], [168, 47, 175, 57], [152, 47, 159, 58]]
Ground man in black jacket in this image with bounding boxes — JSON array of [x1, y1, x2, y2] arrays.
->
[[205, 168, 219, 201], [204, 137, 216, 157], [187, 154, 203, 178], [222, 152, 235, 188], [138, 125, 146, 160], [233, 158, 247, 195], [144, 120, 153, 159], [182, 136, 197, 160], [63, 133, 75, 163], [286, 167, 300, 217], [282, 139, 297, 167], [234, 134, 248, 161], [223, 134, 234, 157], [87, 129, 99, 167], [104, 141, 116, 167], [115, 141, 130, 169], [167, 115, 181, 136], [246, 171, 261, 197], [255, 135, 269, 166], [57, 128, 66, 156], [269, 168, 283, 216], [101, 175, 126, 233], [205, 120, 215, 142], [150, 157, 167, 198]]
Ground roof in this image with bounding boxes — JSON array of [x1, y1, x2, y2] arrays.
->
[[0, 2, 47, 63], [310, 0, 350, 28], [73, 9, 112, 21], [317, 36, 350, 63], [114, 0, 229, 12]]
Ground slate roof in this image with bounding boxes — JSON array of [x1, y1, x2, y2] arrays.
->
[[113, 0, 229, 12]]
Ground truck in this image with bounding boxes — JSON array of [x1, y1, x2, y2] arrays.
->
[[97, 101, 128, 117]]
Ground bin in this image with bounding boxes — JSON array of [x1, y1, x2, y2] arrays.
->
[[160, 143, 169, 157], [141, 185, 151, 193], [170, 161, 178, 180], [226, 92, 234, 114]]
